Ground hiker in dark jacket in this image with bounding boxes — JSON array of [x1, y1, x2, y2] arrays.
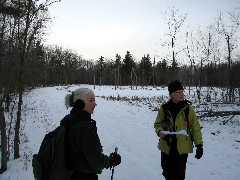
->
[[62, 87, 121, 180], [154, 80, 203, 180]]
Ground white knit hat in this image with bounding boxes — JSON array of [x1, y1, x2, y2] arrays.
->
[[65, 88, 93, 108]]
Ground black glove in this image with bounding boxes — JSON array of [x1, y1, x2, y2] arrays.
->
[[195, 144, 203, 159], [109, 153, 121, 169]]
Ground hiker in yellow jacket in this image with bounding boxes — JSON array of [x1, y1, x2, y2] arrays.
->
[[154, 80, 203, 180]]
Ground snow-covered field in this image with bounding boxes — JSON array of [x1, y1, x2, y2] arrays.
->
[[1, 84, 240, 180]]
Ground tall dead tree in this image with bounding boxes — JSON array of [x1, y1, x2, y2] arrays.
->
[[160, 7, 187, 80], [115, 54, 121, 88], [216, 9, 240, 102]]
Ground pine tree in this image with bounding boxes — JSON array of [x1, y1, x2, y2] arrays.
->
[[121, 51, 135, 85]]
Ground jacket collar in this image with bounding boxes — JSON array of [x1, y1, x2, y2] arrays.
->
[[70, 107, 91, 119]]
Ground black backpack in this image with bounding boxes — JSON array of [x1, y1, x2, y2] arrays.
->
[[32, 115, 79, 180]]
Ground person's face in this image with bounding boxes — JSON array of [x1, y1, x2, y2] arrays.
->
[[83, 92, 97, 114], [170, 90, 185, 103]]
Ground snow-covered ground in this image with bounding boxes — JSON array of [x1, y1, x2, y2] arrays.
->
[[1, 85, 240, 180]]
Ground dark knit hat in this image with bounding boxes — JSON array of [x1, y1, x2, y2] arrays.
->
[[168, 80, 184, 95]]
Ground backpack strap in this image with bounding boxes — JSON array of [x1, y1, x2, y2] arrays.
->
[[61, 114, 81, 130], [184, 106, 193, 142], [184, 106, 189, 125], [162, 106, 172, 147], [162, 106, 171, 130]]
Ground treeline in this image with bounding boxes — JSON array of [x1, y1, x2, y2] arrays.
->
[[0, 0, 240, 172], [1, 41, 240, 90], [7, 45, 238, 89], [1, 2, 240, 92]]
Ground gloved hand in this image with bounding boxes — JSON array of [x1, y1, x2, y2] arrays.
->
[[109, 153, 121, 169], [195, 144, 203, 159]]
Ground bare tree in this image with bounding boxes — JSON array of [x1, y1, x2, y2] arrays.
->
[[215, 8, 240, 102], [10, 0, 60, 159], [160, 7, 187, 79]]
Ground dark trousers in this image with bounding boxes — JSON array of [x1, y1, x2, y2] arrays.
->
[[161, 149, 188, 180], [70, 171, 98, 180]]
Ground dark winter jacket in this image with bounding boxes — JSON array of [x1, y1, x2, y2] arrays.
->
[[60, 108, 110, 174], [154, 99, 203, 155]]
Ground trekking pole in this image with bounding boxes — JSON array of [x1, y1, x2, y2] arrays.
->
[[111, 147, 118, 180]]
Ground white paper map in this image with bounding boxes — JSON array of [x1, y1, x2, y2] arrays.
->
[[161, 130, 189, 136]]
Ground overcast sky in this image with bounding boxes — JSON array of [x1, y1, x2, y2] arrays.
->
[[45, 0, 240, 61]]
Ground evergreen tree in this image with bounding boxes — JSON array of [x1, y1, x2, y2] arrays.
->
[[121, 51, 135, 85], [115, 54, 122, 87], [156, 59, 169, 85], [97, 56, 105, 85], [139, 54, 152, 85]]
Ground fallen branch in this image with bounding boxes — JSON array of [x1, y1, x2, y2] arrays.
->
[[198, 111, 240, 118], [223, 115, 235, 125]]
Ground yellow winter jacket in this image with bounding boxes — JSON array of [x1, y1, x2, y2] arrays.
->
[[154, 101, 203, 155]]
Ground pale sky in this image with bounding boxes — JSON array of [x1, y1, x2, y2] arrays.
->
[[45, 0, 240, 61]]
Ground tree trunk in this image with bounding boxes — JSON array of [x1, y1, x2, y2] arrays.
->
[[117, 65, 120, 88], [227, 35, 233, 102], [93, 74, 96, 89], [114, 69, 117, 90], [172, 37, 176, 80], [14, 0, 32, 159], [0, 107, 7, 172]]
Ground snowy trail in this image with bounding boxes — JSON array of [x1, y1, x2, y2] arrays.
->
[[1, 85, 240, 180], [94, 98, 163, 180]]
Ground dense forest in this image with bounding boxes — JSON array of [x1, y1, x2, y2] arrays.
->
[[0, 0, 239, 172]]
